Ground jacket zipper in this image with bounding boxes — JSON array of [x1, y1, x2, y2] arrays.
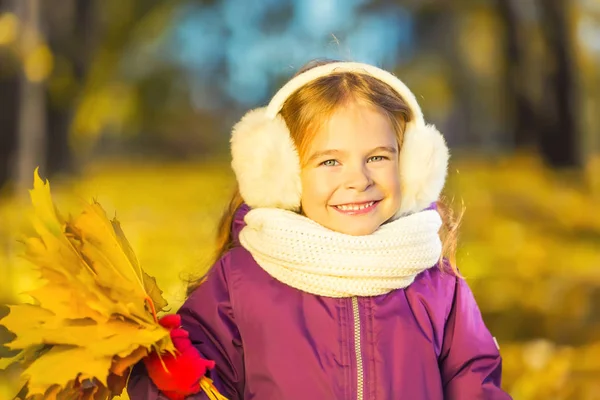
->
[[352, 297, 364, 400]]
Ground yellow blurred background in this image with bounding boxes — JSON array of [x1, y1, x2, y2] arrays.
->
[[1, 0, 600, 398]]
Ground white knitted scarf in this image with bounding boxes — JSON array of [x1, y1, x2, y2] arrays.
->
[[238, 208, 443, 298]]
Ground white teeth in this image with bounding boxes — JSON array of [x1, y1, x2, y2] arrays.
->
[[336, 202, 374, 211]]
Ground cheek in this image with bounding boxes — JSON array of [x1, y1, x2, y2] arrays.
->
[[374, 162, 400, 193], [300, 169, 338, 207]]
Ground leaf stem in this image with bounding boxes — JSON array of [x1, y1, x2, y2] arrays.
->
[[145, 297, 158, 323]]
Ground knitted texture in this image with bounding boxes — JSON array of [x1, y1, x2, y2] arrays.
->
[[238, 208, 443, 297]]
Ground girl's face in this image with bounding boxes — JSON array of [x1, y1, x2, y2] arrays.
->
[[300, 100, 401, 236]]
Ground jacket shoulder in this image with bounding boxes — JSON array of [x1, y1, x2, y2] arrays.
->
[[410, 265, 458, 305], [214, 245, 267, 298], [220, 245, 260, 276], [403, 265, 459, 356]]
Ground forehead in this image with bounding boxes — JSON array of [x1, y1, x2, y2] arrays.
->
[[308, 101, 397, 151]]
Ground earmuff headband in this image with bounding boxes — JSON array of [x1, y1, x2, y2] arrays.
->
[[266, 62, 425, 127]]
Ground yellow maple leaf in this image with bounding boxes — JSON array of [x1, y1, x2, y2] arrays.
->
[[24, 346, 112, 395], [111, 219, 169, 312], [0, 169, 175, 399], [26, 284, 106, 322], [2, 306, 168, 359]]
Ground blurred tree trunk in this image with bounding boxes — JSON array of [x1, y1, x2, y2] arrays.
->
[[0, 61, 19, 192], [445, 5, 477, 147], [0, 0, 100, 192], [45, 0, 97, 176], [493, 0, 538, 148], [14, 0, 47, 193], [537, 0, 580, 168], [0, 1, 17, 191]]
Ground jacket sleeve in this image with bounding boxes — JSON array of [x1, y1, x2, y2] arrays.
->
[[127, 256, 245, 400], [439, 277, 512, 399]]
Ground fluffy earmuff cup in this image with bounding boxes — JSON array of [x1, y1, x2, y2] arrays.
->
[[230, 108, 303, 211], [396, 124, 450, 216]]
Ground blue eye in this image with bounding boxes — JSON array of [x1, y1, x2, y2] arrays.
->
[[321, 159, 339, 167]]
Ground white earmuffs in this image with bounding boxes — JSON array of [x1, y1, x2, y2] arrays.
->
[[230, 62, 450, 216]]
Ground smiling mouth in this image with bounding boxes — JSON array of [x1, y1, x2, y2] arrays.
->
[[332, 200, 380, 214]]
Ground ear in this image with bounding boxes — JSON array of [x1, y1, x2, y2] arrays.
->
[[230, 108, 302, 211], [396, 124, 449, 216]]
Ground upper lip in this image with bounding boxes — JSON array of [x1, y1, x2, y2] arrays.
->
[[332, 200, 380, 207]]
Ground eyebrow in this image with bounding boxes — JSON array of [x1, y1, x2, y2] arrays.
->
[[370, 146, 398, 155], [306, 146, 397, 163]]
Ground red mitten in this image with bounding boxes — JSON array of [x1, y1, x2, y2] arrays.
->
[[144, 314, 216, 400]]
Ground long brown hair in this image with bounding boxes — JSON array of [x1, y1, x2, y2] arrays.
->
[[188, 60, 461, 294]]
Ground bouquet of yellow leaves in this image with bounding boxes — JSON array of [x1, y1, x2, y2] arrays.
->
[[0, 170, 222, 400]]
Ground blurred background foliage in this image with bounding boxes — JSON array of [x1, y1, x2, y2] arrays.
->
[[0, 0, 599, 398]]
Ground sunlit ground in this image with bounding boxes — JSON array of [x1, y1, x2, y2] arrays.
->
[[1, 154, 599, 399]]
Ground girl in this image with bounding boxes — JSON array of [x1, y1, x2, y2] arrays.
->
[[127, 60, 512, 399]]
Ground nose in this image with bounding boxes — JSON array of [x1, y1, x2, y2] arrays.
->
[[343, 164, 372, 191]]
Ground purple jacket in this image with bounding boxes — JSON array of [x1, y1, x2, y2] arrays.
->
[[128, 205, 511, 400]]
